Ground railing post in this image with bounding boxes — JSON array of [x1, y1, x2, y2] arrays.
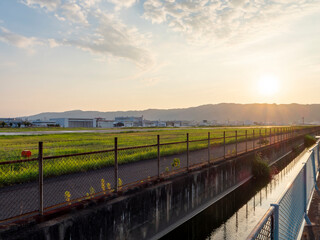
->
[[304, 164, 308, 212], [224, 131, 226, 159], [253, 129, 255, 149], [235, 130, 237, 156], [38, 141, 43, 216], [208, 132, 210, 163], [187, 133, 189, 170], [259, 129, 261, 148], [265, 128, 267, 143], [271, 204, 279, 240], [245, 130, 248, 152], [269, 128, 272, 145], [157, 135, 160, 178], [114, 137, 118, 193]]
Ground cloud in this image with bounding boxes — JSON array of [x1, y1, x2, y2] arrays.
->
[[0, 27, 43, 49], [107, 0, 138, 10], [19, 0, 154, 67], [60, 2, 88, 25], [23, 0, 61, 11], [65, 12, 154, 68], [80, 0, 101, 8], [143, 0, 320, 44]]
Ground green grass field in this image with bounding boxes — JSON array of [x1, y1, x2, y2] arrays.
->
[[0, 126, 303, 187]]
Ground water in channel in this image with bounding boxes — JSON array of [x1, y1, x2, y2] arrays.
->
[[160, 148, 309, 240]]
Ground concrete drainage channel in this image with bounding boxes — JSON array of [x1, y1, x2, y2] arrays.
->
[[0, 136, 309, 240]]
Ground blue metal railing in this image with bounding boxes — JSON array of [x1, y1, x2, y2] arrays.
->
[[248, 140, 320, 240]]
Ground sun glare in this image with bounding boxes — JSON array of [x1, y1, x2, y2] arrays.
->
[[258, 75, 279, 96]]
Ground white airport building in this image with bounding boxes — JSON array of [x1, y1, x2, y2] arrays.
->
[[50, 118, 96, 128]]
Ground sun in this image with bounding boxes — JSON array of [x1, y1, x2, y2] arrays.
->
[[258, 75, 279, 96]]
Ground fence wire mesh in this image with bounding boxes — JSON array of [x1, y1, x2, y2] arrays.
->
[[118, 145, 158, 188], [43, 150, 115, 210], [253, 212, 273, 240], [0, 127, 319, 224], [0, 160, 39, 221]]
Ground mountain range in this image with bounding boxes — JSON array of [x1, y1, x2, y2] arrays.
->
[[23, 103, 320, 124], [24, 103, 320, 123]]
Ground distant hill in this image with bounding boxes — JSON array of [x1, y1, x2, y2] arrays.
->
[[22, 103, 320, 124]]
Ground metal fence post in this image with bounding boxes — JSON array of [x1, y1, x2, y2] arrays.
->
[[38, 142, 43, 215], [253, 129, 255, 149], [224, 131, 226, 159], [269, 128, 272, 145], [245, 130, 248, 152], [187, 133, 189, 170], [208, 132, 210, 163], [271, 204, 279, 240], [235, 130, 237, 156], [114, 137, 118, 193], [157, 135, 160, 178], [259, 129, 261, 147]]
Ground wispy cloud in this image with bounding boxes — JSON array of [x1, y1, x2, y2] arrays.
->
[[0, 26, 43, 49], [20, 0, 154, 67], [63, 11, 153, 68], [143, 0, 320, 45], [60, 2, 88, 25], [23, 0, 61, 11], [107, 0, 138, 10]]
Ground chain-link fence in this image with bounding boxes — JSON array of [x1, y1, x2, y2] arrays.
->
[[0, 126, 319, 225]]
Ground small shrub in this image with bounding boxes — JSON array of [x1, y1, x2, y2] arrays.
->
[[165, 167, 169, 172], [90, 186, 95, 196], [252, 152, 271, 180], [106, 182, 111, 190], [64, 191, 71, 204], [118, 178, 123, 188], [304, 135, 316, 148], [101, 179, 106, 193], [171, 158, 180, 169]]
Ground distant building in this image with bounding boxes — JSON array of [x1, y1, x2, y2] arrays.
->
[[96, 118, 115, 128], [143, 120, 166, 127], [114, 116, 143, 127], [50, 118, 96, 128], [166, 121, 182, 127], [32, 120, 57, 127]]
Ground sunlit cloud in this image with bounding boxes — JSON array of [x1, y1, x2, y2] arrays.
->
[[19, 0, 154, 67], [107, 0, 138, 10], [143, 0, 320, 45], [23, 0, 61, 11], [0, 26, 43, 49]]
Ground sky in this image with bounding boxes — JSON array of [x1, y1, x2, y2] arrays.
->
[[0, 0, 320, 117]]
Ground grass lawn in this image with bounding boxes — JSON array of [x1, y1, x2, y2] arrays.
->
[[0, 126, 303, 186]]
